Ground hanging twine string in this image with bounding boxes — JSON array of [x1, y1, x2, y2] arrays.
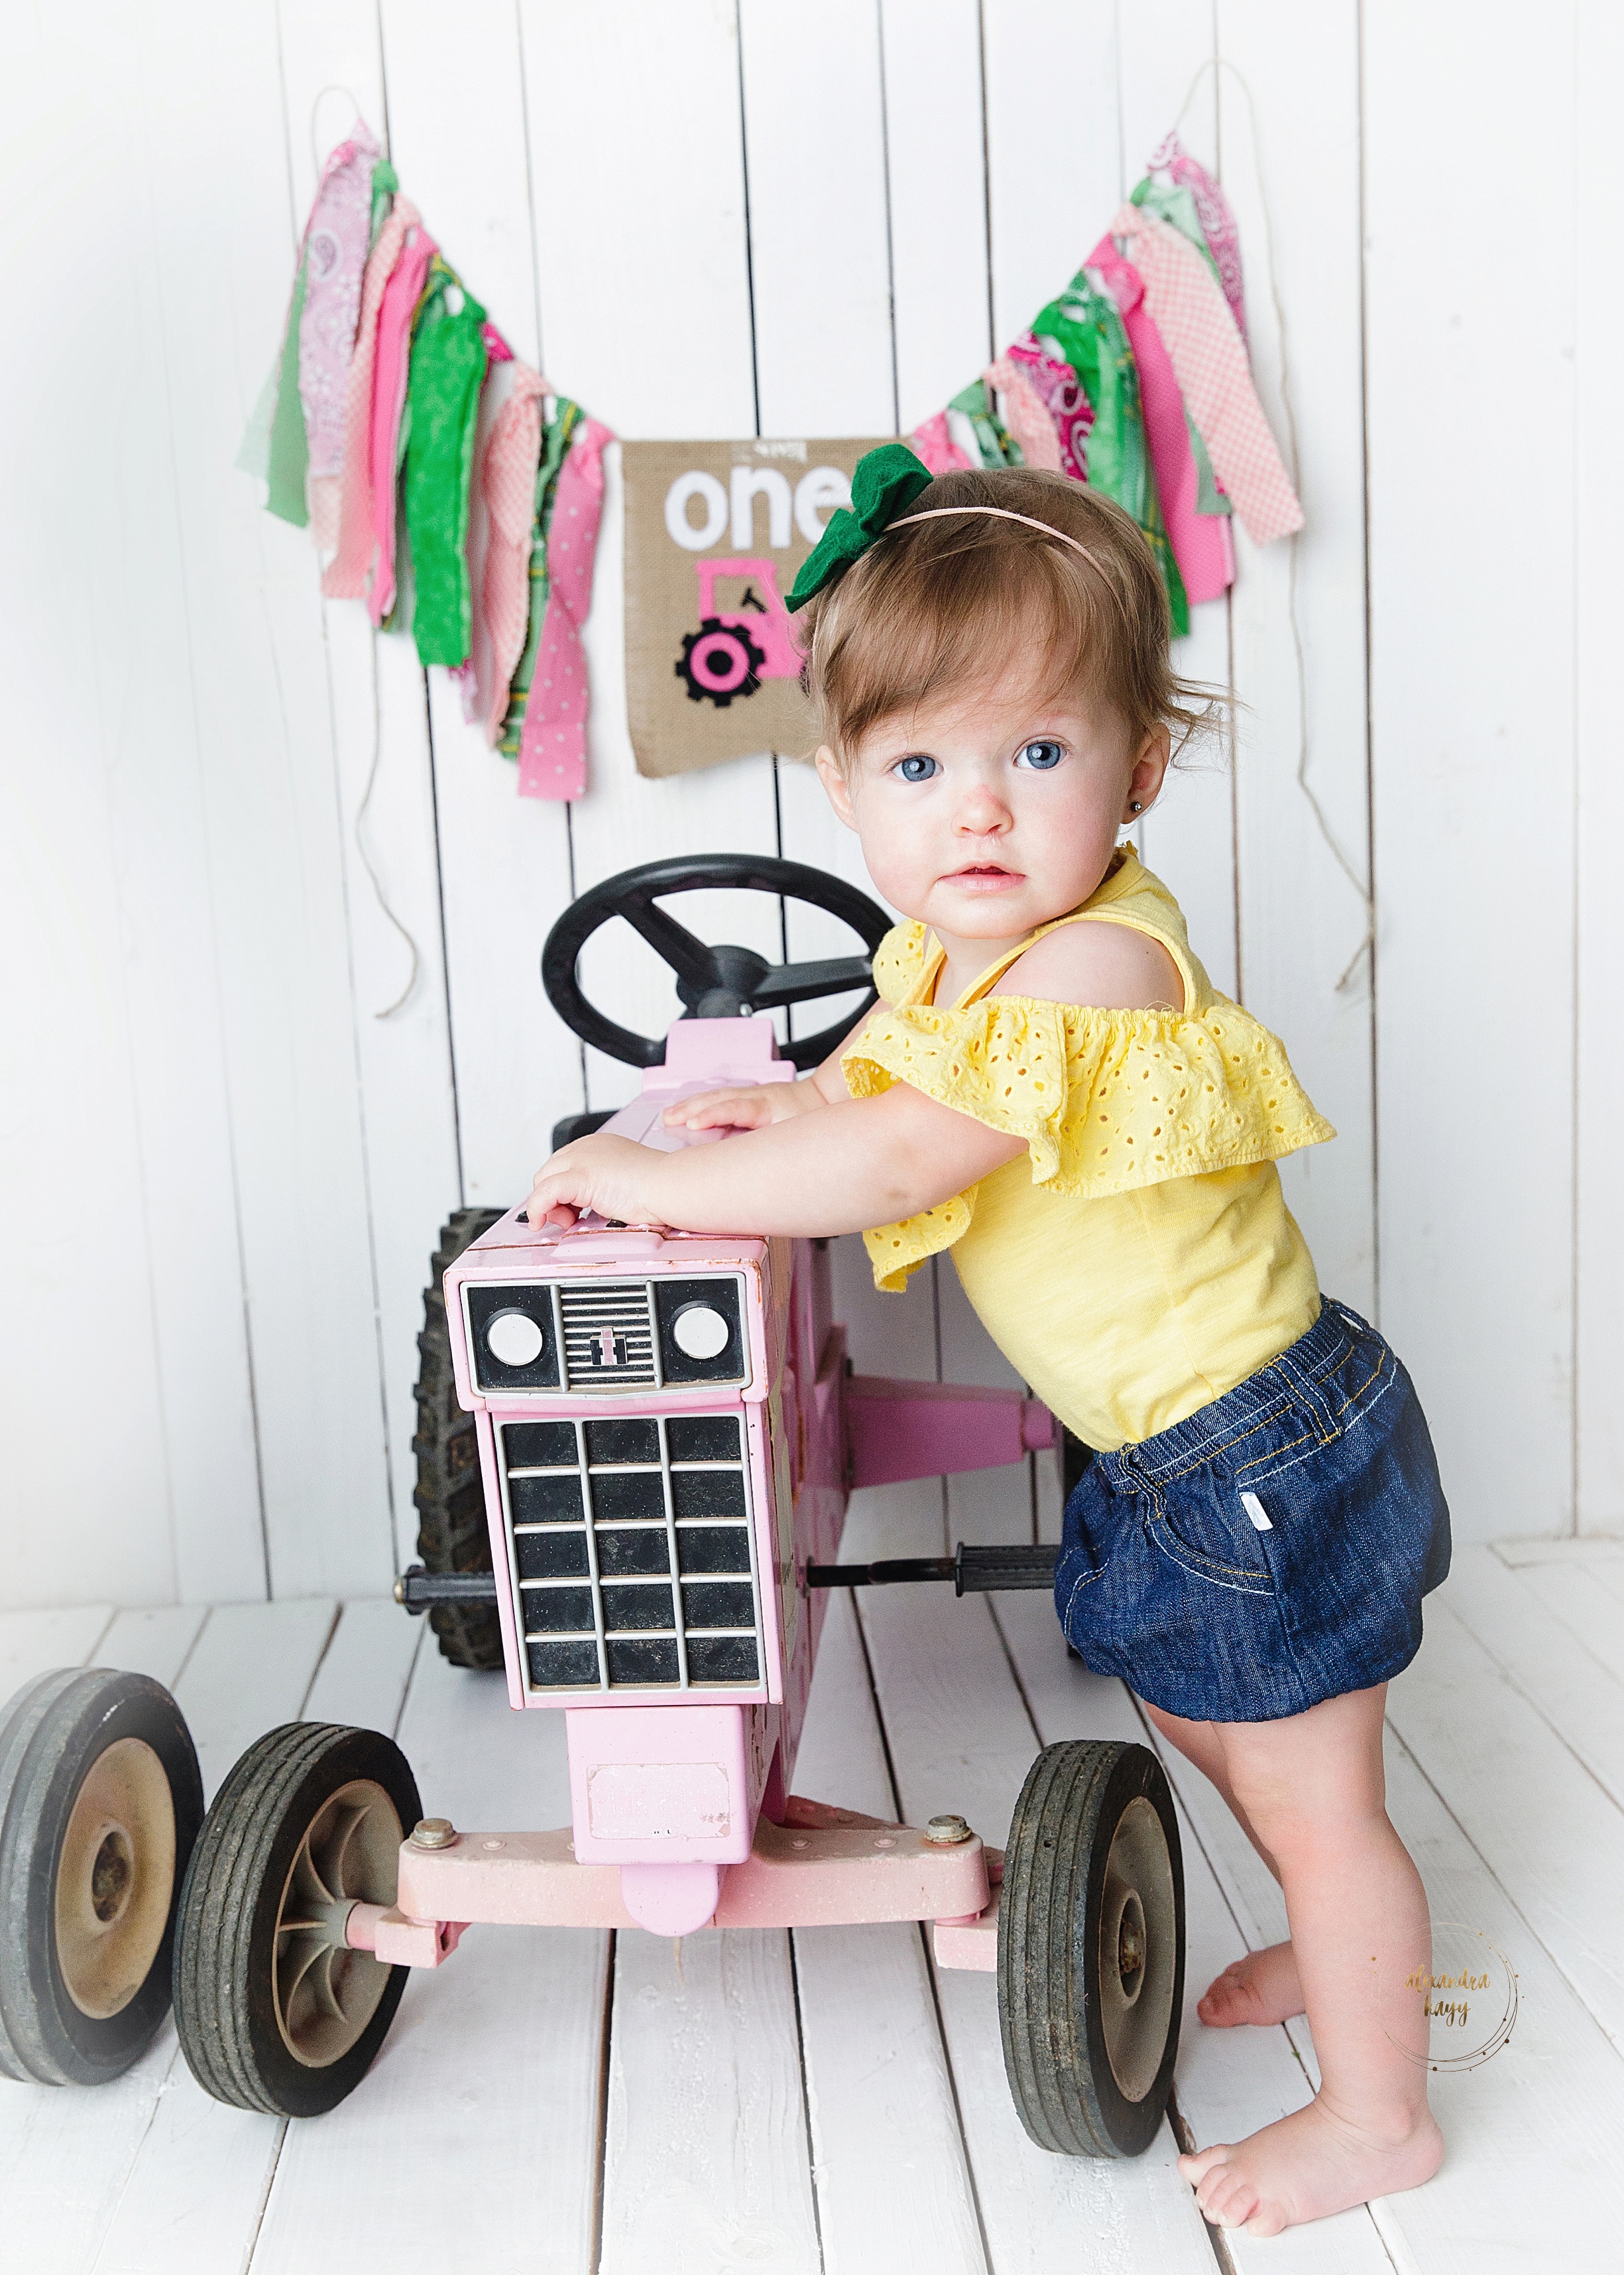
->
[[1174, 59, 1374, 992], [305, 91, 421, 1020], [355, 628, 422, 1020]]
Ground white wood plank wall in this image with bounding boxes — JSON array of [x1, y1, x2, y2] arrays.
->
[[1, 0, 1609, 1614]]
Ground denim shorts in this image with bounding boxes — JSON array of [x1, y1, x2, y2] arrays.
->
[[1054, 1298, 1451, 1723]]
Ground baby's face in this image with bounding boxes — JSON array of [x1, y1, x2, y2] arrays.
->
[[817, 675, 1168, 945]]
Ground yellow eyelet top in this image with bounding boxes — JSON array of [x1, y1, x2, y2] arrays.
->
[[841, 848, 1336, 1451]]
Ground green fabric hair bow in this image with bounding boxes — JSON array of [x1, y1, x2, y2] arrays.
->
[[785, 442, 933, 612]]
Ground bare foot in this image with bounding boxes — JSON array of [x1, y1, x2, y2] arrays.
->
[[1179, 2097, 1444, 2236], [1198, 1940, 1305, 2028]]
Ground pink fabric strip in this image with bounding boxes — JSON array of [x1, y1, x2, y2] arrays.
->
[[367, 225, 436, 627], [1151, 132, 1247, 342], [299, 123, 380, 550], [1109, 202, 1301, 546], [323, 196, 420, 601], [1004, 333, 1092, 481], [518, 415, 612, 801], [909, 410, 973, 475], [984, 357, 1063, 473], [1088, 233, 1233, 604], [481, 362, 548, 743]]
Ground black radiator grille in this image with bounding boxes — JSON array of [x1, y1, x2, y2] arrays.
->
[[500, 1413, 762, 1692], [557, 1282, 658, 1389]]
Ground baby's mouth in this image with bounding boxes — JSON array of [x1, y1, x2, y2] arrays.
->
[[947, 864, 1025, 890]]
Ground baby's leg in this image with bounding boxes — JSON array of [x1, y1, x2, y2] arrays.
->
[[1141, 1700, 1303, 2026], [1176, 1683, 1442, 2236]]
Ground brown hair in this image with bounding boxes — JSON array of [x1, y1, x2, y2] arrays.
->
[[800, 465, 1220, 770]]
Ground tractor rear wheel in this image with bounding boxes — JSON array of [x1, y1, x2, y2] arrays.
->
[[0, 1668, 202, 2085], [414, 1208, 505, 1670]]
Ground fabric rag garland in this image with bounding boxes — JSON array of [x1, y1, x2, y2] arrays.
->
[[905, 135, 1301, 630], [243, 119, 610, 801], [244, 124, 1296, 796]]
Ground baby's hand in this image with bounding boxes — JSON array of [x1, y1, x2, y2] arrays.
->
[[528, 1134, 672, 1232], [661, 1079, 821, 1132]]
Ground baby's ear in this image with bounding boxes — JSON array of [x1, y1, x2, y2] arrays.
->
[[814, 745, 857, 829]]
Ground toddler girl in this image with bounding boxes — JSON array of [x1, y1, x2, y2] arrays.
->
[[528, 448, 1451, 2238]]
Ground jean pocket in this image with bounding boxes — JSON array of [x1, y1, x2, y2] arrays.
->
[[1143, 1484, 1276, 1599]]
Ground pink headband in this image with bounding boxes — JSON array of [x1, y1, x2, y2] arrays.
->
[[892, 504, 1108, 574]]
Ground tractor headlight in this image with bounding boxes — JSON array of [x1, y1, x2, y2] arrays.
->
[[654, 1279, 745, 1384]]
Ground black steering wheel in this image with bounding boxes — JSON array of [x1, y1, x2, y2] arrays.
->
[[541, 854, 892, 1072]]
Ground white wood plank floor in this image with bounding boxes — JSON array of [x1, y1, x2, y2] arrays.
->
[[5, 1523, 1622, 2274]]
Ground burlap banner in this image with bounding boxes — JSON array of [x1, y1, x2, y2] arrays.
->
[[621, 437, 894, 779]]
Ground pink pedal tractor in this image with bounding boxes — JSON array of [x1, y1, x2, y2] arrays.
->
[[673, 557, 801, 708], [0, 857, 1186, 2157]]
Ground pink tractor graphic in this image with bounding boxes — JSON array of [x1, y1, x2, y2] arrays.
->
[[675, 557, 803, 709]]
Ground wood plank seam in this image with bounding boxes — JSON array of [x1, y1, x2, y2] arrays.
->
[[591, 1927, 617, 2275], [910, 1916, 994, 2273], [1163, 2084, 1238, 2275], [846, 1572, 991, 2269], [784, 1933, 831, 2270], [1377, 1711, 1607, 2047], [1437, 1586, 1624, 1820]]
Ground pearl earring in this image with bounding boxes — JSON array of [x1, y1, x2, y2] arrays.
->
[[1128, 799, 1144, 813]]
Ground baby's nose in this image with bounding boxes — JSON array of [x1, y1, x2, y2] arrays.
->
[[956, 782, 1012, 833]]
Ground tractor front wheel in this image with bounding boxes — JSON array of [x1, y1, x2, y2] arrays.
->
[[998, 1739, 1185, 2158], [173, 1722, 421, 2117]]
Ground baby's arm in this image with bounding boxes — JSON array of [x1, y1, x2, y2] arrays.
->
[[529, 1079, 1026, 1238]]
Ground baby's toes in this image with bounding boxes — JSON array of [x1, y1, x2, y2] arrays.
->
[[1177, 2142, 1231, 2188], [1201, 2167, 1259, 2229], [1243, 2196, 1289, 2240], [1196, 1971, 1251, 2024]]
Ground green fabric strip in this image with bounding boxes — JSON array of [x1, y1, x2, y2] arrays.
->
[[368, 158, 398, 249], [948, 377, 1022, 469], [1034, 272, 1188, 636], [403, 257, 489, 667], [264, 256, 310, 527], [1189, 412, 1230, 516], [498, 396, 584, 757]]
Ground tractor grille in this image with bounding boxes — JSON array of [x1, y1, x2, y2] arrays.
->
[[499, 1412, 762, 1694], [558, 1283, 658, 1390]]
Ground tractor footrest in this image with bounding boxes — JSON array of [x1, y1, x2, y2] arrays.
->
[[807, 1543, 1059, 1594]]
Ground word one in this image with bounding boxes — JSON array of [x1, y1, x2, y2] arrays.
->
[[666, 465, 853, 553]]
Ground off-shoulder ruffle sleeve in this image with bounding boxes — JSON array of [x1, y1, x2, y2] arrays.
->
[[869, 921, 927, 1008], [843, 992, 1336, 1203]]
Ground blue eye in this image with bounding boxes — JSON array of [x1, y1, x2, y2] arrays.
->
[[896, 754, 939, 782], [1015, 739, 1065, 771]]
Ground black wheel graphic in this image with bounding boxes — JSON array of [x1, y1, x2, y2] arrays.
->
[[414, 1208, 506, 1670], [998, 1739, 1185, 2157], [675, 616, 767, 707], [174, 1721, 422, 2117], [0, 1667, 203, 2086]]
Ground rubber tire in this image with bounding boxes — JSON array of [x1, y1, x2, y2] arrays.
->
[[0, 1668, 203, 2086], [414, 1208, 506, 1669], [173, 1721, 422, 2117], [998, 1739, 1186, 2158]]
